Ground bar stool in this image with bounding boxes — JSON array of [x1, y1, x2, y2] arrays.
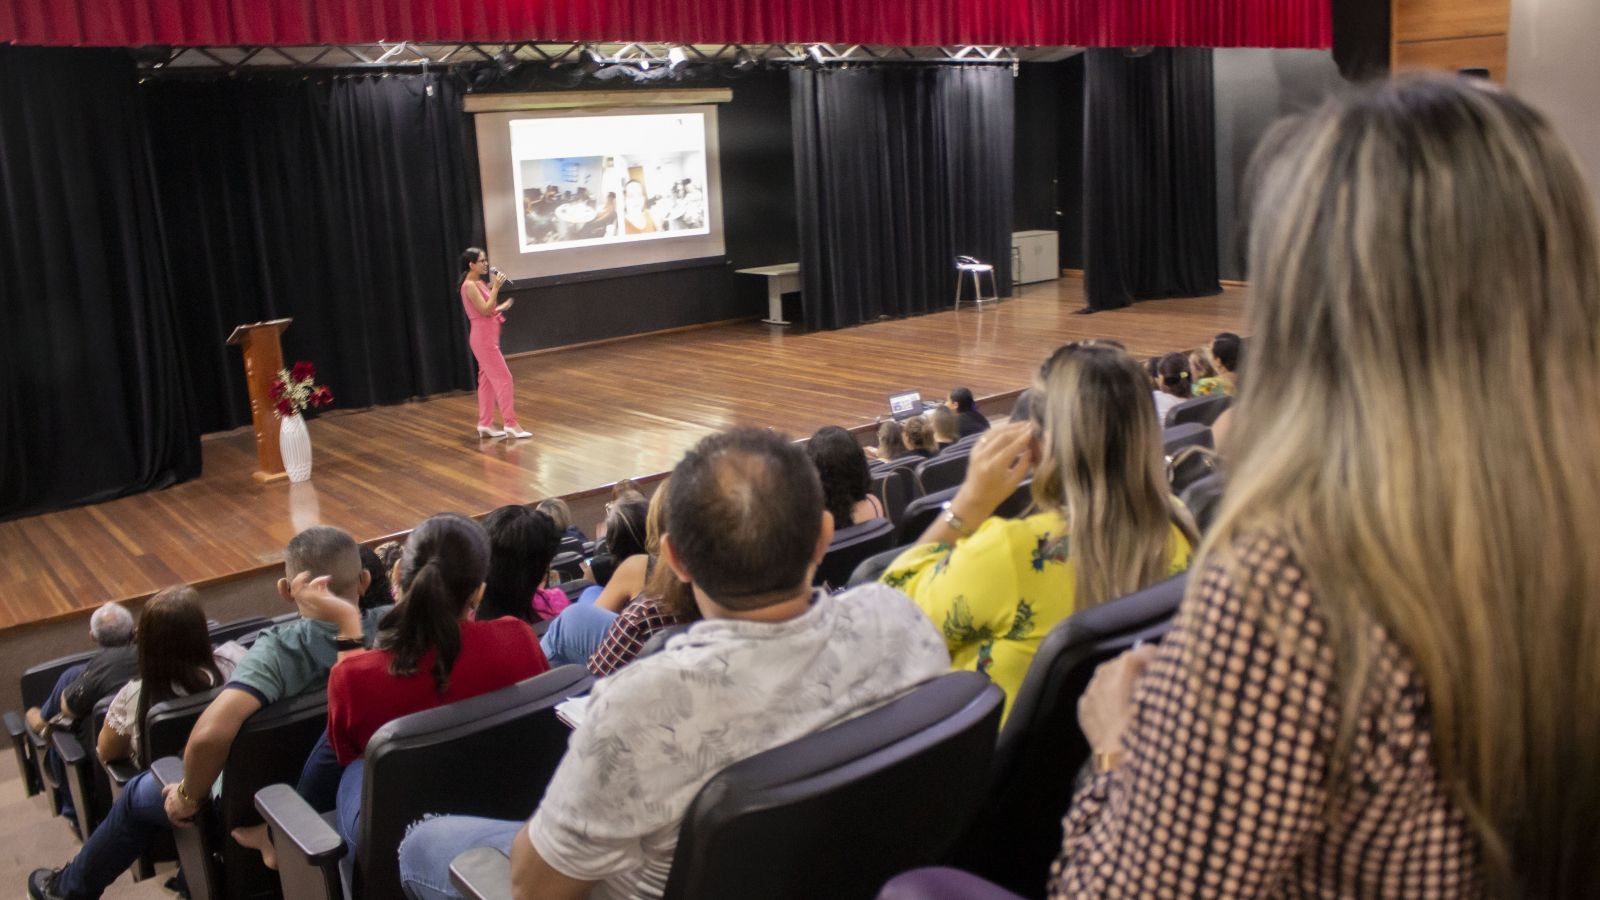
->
[[954, 256, 999, 309]]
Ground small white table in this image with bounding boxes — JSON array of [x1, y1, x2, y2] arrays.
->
[[736, 262, 800, 326]]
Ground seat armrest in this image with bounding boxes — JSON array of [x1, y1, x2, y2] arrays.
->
[[50, 729, 87, 766], [150, 755, 184, 789], [4, 710, 39, 795], [450, 847, 514, 900], [254, 784, 346, 865], [104, 757, 139, 789]]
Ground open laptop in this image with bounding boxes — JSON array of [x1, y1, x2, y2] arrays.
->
[[888, 390, 925, 421]]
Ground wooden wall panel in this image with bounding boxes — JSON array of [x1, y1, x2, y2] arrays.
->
[[1394, 0, 1510, 43], [1394, 34, 1510, 81]]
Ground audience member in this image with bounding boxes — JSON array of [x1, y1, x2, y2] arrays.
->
[[870, 418, 905, 462], [585, 541, 702, 678], [30, 588, 247, 899], [1052, 77, 1599, 897], [807, 426, 885, 528], [24, 601, 137, 820], [25, 602, 136, 738], [947, 386, 990, 437], [930, 406, 960, 452], [323, 514, 549, 853], [541, 484, 664, 666], [900, 415, 937, 460], [374, 540, 405, 578], [397, 428, 948, 900], [1007, 388, 1037, 425], [358, 544, 395, 611], [1210, 331, 1242, 394], [1187, 346, 1227, 397], [1152, 352, 1191, 422], [167, 527, 391, 871], [535, 497, 586, 544], [885, 343, 1197, 721], [584, 496, 648, 589], [478, 505, 566, 623]]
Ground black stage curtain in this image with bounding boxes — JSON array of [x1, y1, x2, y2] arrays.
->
[[793, 66, 1014, 331], [143, 73, 479, 433], [1082, 48, 1221, 312], [0, 47, 199, 521]]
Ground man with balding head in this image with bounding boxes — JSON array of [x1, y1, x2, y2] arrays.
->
[[398, 429, 948, 900]]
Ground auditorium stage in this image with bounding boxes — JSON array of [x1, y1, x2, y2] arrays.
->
[[0, 279, 1245, 633]]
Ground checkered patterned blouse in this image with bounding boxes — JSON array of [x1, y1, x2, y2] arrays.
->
[[585, 594, 694, 678], [1050, 534, 1483, 898]]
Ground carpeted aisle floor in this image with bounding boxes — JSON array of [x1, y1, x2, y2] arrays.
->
[[0, 761, 174, 898]]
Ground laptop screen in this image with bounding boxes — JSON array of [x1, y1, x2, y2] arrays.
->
[[888, 391, 922, 420]]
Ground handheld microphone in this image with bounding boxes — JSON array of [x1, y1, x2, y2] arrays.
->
[[490, 266, 516, 287]]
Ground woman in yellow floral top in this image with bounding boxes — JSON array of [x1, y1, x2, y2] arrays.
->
[[883, 342, 1197, 721]]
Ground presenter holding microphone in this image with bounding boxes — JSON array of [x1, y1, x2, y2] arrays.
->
[[460, 247, 532, 439]]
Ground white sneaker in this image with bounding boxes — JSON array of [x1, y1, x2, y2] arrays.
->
[[504, 425, 533, 439], [477, 425, 506, 438]]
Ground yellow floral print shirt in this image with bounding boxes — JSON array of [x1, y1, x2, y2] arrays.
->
[[882, 509, 1192, 723]]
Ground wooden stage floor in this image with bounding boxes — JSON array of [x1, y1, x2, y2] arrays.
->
[[0, 280, 1246, 631]]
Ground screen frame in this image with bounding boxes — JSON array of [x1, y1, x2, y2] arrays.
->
[[473, 102, 728, 286]]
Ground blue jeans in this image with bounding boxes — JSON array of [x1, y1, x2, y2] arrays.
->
[[55, 769, 169, 898], [397, 815, 522, 900], [296, 729, 343, 813], [538, 590, 616, 667], [44, 663, 88, 819], [334, 758, 366, 854]]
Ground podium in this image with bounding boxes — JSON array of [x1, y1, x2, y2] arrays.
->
[[225, 318, 293, 483]]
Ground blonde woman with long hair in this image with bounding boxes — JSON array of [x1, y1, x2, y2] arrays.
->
[[1055, 77, 1600, 898], [883, 342, 1197, 722]]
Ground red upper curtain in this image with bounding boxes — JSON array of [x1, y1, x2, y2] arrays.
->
[[1, 0, 1329, 49]]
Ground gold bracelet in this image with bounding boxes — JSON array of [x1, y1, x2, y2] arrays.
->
[[176, 779, 200, 805], [1093, 749, 1123, 774]]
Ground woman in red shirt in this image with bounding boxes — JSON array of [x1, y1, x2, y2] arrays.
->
[[327, 513, 549, 851]]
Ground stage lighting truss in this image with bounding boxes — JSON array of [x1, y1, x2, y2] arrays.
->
[[134, 42, 1070, 76]]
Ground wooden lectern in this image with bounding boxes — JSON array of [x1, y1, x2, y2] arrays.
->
[[225, 319, 293, 483]]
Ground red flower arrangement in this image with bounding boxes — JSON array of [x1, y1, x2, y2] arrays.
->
[[271, 361, 334, 418]]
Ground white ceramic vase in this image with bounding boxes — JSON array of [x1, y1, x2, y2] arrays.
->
[[279, 412, 314, 483]]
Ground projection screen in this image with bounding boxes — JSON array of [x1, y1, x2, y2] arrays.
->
[[473, 104, 727, 283]]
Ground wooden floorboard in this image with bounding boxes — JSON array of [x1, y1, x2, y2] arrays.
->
[[0, 280, 1246, 631]]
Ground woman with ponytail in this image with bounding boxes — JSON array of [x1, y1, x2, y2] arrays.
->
[[325, 513, 549, 851]]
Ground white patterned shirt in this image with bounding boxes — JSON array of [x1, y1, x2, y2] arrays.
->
[[526, 582, 950, 900]]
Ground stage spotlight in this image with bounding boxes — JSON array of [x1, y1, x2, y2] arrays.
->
[[494, 47, 519, 73], [667, 46, 688, 73], [731, 47, 756, 72], [580, 45, 604, 75]]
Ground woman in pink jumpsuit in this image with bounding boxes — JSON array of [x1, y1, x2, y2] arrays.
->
[[459, 247, 531, 439]]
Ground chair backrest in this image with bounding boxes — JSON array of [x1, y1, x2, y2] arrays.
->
[[1180, 472, 1226, 534], [815, 518, 897, 591], [175, 689, 330, 900], [1166, 444, 1220, 496], [356, 665, 595, 900], [915, 450, 971, 496], [662, 671, 1004, 900], [947, 431, 983, 454], [550, 550, 586, 582], [871, 466, 915, 525], [1161, 422, 1213, 458], [896, 481, 1033, 546], [1164, 393, 1231, 428], [20, 649, 101, 710], [847, 543, 912, 588], [208, 616, 273, 646], [143, 687, 224, 768], [949, 573, 1189, 897], [635, 624, 693, 662]]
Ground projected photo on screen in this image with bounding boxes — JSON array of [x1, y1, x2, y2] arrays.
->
[[475, 105, 726, 282]]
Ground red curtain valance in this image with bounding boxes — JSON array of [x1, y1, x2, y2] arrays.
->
[[2, 0, 1329, 50]]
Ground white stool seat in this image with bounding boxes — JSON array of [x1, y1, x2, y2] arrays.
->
[[954, 257, 999, 308]]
